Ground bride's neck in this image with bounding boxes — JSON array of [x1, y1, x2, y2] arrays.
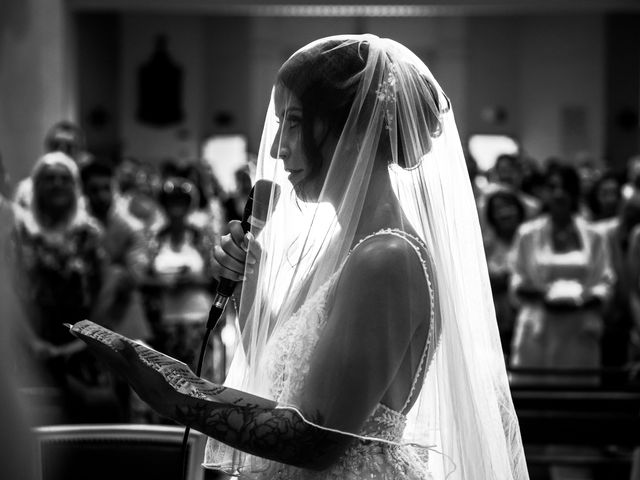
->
[[355, 165, 402, 239]]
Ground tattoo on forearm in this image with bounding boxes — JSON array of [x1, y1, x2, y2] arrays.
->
[[174, 400, 346, 468]]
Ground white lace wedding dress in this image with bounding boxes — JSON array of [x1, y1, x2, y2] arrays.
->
[[205, 229, 436, 479]]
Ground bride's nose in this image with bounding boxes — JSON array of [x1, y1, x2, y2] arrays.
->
[[270, 137, 290, 161]]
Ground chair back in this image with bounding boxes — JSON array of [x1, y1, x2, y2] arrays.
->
[[32, 424, 207, 480]]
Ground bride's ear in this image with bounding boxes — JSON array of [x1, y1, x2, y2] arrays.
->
[[312, 118, 330, 144], [314, 119, 341, 160]]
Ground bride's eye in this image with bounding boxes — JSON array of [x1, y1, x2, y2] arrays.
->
[[287, 115, 301, 129]]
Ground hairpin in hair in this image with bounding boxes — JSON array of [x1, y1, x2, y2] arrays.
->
[[375, 63, 397, 131]]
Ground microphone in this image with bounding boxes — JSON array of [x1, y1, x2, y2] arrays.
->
[[207, 179, 279, 329], [181, 180, 279, 480]]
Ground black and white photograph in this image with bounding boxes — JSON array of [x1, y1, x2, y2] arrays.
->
[[1, 1, 640, 479]]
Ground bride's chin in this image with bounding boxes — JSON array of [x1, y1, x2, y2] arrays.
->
[[292, 181, 320, 203]]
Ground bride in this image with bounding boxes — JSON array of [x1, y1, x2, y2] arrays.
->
[[94, 34, 528, 479]]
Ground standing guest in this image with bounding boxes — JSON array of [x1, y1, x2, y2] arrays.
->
[[146, 176, 217, 383], [79, 34, 528, 480], [115, 160, 164, 244], [464, 153, 482, 202], [520, 157, 547, 206], [165, 159, 223, 247], [0, 153, 42, 408], [0, 150, 12, 200], [483, 188, 526, 360], [115, 161, 165, 348], [222, 166, 253, 222], [510, 163, 614, 385], [509, 163, 614, 480], [10, 152, 118, 423], [599, 194, 640, 375], [0, 152, 14, 237], [624, 197, 640, 367], [13, 121, 90, 211], [80, 160, 152, 343], [574, 153, 603, 209], [492, 154, 542, 218], [115, 156, 143, 196], [81, 159, 153, 421], [0, 181, 36, 480], [200, 160, 229, 236], [621, 154, 640, 200], [477, 155, 541, 238], [586, 170, 622, 224], [43, 120, 88, 164]]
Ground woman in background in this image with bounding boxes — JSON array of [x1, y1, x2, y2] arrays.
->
[[483, 188, 526, 360], [11, 152, 118, 423], [509, 163, 613, 480], [146, 176, 217, 382], [510, 163, 614, 384], [586, 170, 622, 225]]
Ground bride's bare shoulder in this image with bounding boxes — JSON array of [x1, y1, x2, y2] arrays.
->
[[343, 231, 427, 286]]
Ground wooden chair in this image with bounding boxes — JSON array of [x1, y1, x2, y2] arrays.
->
[[32, 424, 207, 480]]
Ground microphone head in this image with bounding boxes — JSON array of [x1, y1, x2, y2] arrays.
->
[[242, 179, 280, 234]]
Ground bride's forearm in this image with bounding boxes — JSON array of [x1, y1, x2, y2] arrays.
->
[[173, 395, 349, 470], [69, 319, 351, 469]]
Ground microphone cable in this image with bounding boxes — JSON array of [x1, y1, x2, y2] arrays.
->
[[179, 180, 278, 480], [180, 322, 215, 480]]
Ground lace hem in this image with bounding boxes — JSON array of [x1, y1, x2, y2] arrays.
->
[[206, 441, 433, 480]]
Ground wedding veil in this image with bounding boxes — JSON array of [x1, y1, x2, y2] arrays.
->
[[205, 34, 528, 480]]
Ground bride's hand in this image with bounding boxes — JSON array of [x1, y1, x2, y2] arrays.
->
[[213, 220, 261, 282], [77, 331, 181, 419], [108, 339, 182, 419], [72, 332, 184, 418]]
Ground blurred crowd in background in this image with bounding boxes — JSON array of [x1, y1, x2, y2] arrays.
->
[[0, 120, 252, 426], [2, 119, 640, 429]]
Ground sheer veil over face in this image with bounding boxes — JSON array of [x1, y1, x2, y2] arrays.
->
[[206, 34, 528, 480]]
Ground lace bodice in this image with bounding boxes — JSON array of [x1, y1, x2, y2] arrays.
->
[[265, 267, 341, 405]]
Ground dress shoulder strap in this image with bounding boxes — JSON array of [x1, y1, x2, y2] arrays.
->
[[350, 228, 437, 415]]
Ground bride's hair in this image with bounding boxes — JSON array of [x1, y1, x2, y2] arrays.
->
[[276, 38, 445, 174]]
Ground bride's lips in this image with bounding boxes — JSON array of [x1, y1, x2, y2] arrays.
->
[[287, 169, 303, 184]]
